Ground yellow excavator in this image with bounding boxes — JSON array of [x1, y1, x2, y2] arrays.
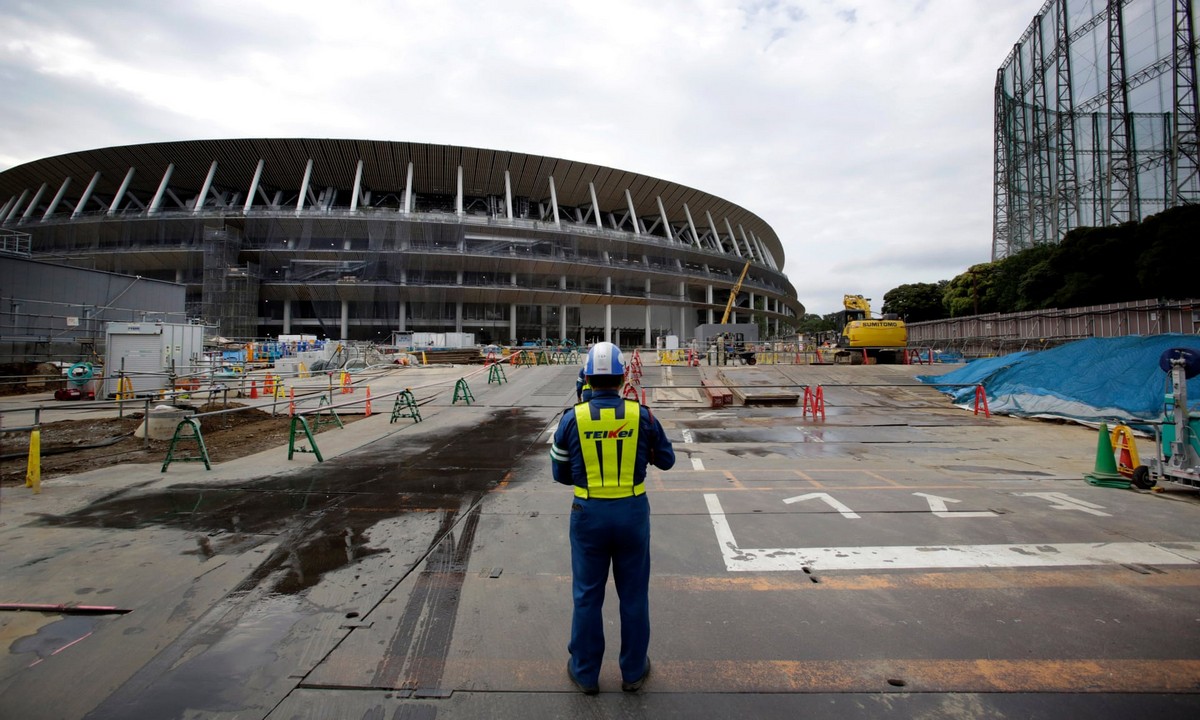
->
[[834, 294, 907, 364]]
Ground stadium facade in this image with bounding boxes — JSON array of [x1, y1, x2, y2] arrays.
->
[[993, 0, 1199, 259], [0, 139, 802, 346]]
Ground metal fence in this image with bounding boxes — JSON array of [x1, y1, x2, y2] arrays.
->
[[906, 298, 1200, 356]]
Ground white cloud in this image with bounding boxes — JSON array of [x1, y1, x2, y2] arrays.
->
[[0, 0, 1042, 316]]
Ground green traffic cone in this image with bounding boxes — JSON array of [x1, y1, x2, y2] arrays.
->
[[1084, 422, 1131, 488]]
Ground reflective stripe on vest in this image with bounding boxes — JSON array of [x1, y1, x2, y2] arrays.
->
[[573, 399, 644, 499]]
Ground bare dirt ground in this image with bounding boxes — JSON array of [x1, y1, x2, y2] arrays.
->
[[0, 402, 364, 486]]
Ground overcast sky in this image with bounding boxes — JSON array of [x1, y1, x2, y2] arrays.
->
[[0, 0, 1040, 317]]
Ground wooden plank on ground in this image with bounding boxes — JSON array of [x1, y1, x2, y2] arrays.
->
[[716, 367, 800, 405]]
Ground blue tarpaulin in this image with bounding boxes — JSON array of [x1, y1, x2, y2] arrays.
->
[[918, 335, 1200, 424]]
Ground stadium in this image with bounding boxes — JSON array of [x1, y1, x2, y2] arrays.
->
[[993, 0, 1199, 259], [0, 139, 803, 347]]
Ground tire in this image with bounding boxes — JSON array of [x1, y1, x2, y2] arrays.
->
[[1131, 465, 1156, 489]]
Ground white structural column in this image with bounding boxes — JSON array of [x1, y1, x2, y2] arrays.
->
[[625, 189, 640, 234], [504, 170, 514, 219], [510, 304, 517, 344], [149, 164, 176, 215], [724, 218, 743, 258], [340, 300, 349, 340], [749, 291, 756, 326], [605, 276, 613, 341], [108, 168, 136, 217], [193, 161, 218, 214], [656, 197, 672, 243], [548, 176, 561, 226], [20, 184, 47, 222], [73, 173, 101, 219], [0, 197, 13, 221], [398, 300, 407, 332], [706, 285, 714, 323], [644, 301, 652, 347], [456, 302, 463, 332], [42, 177, 71, 220], [403, 162, 414, 213], [244, 159, 265, 213], [350, 159, 364, 212], [296, 159, 314, 215], [456, 165, 464, 217], [705, 211, 721, 252], [283, 300, 292, 334], [683, 204, 703, 248], [588, 182, 603, 228], [5, 190, 29, 222], [560, 275, 568, 341], [243, 158, 265, 212], [739, 225, 758, 262], [679, 281, 688, 340]]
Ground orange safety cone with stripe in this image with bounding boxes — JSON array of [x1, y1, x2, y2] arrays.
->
[[288, 388, 295, 416], [249, 380, 258, 399], [365, 387, 372, 417]]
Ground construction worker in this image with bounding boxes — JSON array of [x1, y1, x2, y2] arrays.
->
[[575, 366, 592, 403], [550, 342, 676, 694]]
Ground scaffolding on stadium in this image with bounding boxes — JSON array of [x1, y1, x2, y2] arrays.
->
[[994, 0, 1200, 259]]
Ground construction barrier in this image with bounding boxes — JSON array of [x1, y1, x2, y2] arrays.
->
[[287, 416, 324, 462], [973, 385, 990, 417], [1110, 424, 1140, 478], [161, 418, 212, 472], [802, 385, 826, 420], [390, 389, 422, 423], [453, 378, 475, 405]]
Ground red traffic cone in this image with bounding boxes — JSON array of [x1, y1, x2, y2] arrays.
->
[[249, 380, 258, 399]]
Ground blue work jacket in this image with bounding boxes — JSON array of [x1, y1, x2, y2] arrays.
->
[[551, 390, 676, 491]]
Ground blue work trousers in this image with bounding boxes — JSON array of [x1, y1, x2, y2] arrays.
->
[[567, 493, 651, 687]]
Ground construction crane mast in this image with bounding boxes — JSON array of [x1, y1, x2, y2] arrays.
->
[[720, 261, 751, 324]]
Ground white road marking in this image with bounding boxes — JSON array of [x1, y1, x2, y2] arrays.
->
[[698, 411, 736, 420], [783, 492, 860, 519], [682, 429, 695, 444], [913, 492, 998, 518], [1015, 492, 1111, 517], [692, 458, 706, 471], [703, 493, 1200, 572]]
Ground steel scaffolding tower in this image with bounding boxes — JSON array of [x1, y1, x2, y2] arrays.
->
[[993, 0, 1200, 259]]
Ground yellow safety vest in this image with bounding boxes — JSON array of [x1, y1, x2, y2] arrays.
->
[[573, 399, 644, 499]]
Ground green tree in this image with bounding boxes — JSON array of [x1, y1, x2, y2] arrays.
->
[[943, 263, 1002, 317], [882, 281, 948, 321]]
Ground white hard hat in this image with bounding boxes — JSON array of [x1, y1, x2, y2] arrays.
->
[[584, 341, 625, 376]]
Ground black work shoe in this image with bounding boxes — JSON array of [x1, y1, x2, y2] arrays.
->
[[567, 660, 599, 695], [622, 657, 651, 692]]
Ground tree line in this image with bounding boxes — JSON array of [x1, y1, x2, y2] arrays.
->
[[792, 204, 1199, 334]]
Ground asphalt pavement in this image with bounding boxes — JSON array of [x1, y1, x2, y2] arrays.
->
[[1, 358, 1198, 719]]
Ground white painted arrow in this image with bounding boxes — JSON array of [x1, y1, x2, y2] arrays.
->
[[783, 492, 860, 519], [913, 492, 998, 518], [1015, 492, 1111, 517]]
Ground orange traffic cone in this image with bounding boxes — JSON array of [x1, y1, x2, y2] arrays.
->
[[249, 380, 258, 399], [364, 387, 372, 417], [1085, 422, 1131, 488], [288, 388, 295, 417]]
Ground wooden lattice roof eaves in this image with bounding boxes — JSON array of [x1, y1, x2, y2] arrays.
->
[[0, 138, 784, 265]]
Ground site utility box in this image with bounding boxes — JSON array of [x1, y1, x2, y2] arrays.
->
[[103, 322, 206, 398]]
